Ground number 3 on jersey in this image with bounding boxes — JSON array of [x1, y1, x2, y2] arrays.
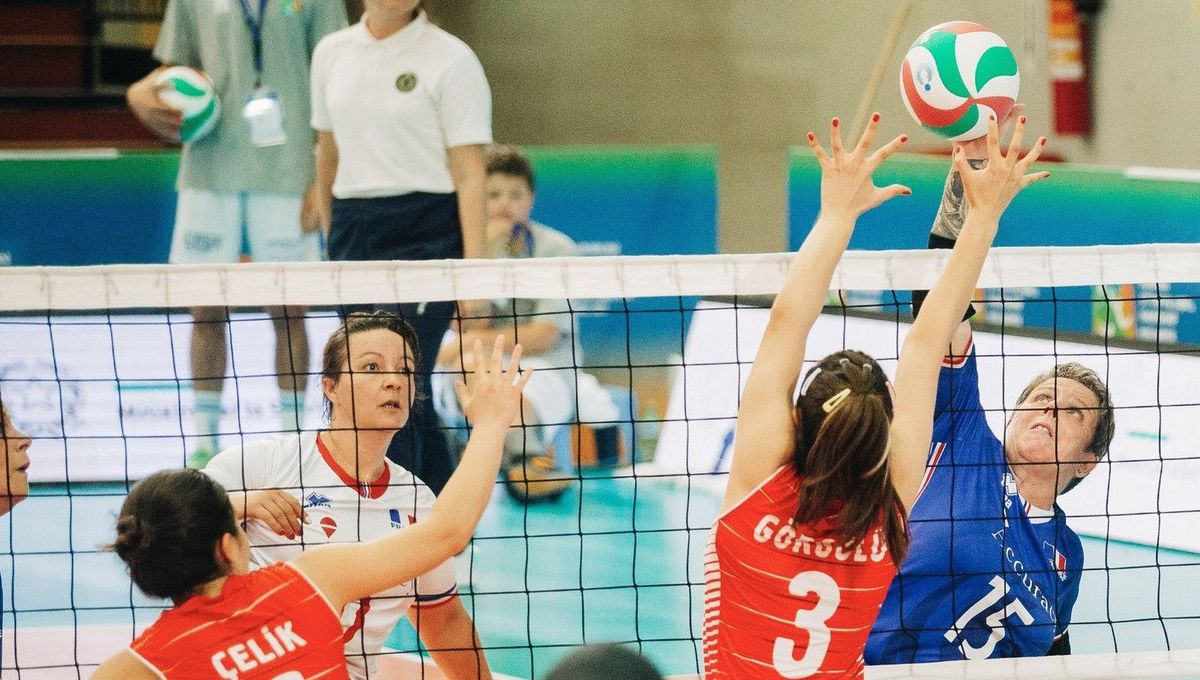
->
[[772, 571, 840, 678]]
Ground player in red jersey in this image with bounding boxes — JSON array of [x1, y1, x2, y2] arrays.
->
[[91, 336, 531, 680], [702, 113, 1049, 679]]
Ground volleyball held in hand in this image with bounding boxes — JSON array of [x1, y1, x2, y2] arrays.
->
[[899, 21, 1019, 141], [153, 66, 220, 144]]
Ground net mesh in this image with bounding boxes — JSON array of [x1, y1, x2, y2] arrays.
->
[[1, 246, 1199, 679]]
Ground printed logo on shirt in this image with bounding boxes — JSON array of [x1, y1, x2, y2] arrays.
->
[[304, 492, 332, 508], [388, 509, 415, 530], [1002, 472, 1019, 497], [319, 516, 337, 538], [1045, 541, 1069, 581], [184, 233, 222, 253], [395, 72, 417, 92]]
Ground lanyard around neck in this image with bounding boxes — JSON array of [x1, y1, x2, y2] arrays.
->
[[236, 0, 271, 85], [506, 222, 535, 258]]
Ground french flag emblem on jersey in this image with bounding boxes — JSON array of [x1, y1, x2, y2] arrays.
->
[[1045, 541, 1068, 581], [389, 509, 417, 529]]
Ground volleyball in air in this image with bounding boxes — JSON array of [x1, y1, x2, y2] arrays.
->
[[153, 66, 220, 144], [899, 21, 1019, 141]]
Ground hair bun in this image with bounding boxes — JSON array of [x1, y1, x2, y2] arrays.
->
[[113, 515, 145, 557]]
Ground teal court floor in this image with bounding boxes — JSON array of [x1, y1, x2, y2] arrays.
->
[[2, 471, 1199, 679]]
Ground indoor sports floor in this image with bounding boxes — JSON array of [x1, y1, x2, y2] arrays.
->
[[2, 472, 1199, 679]]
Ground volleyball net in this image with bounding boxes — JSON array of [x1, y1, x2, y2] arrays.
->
[[1, 245, 1199, 679]]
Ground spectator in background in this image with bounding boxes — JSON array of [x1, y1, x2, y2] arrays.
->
[[126, 0, 347, 468], [0, 397, 33, 668], [543, 644, 664, 680], [434, 145, 618, 503], [309, 0, 491, 495]]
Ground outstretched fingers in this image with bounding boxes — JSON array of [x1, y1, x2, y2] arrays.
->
[[1020, 168, 1051, 188], [1006, 115, 1027, 160], [829, 117, 844, 156], [489, 334, 507, 375], [868, 183, 912, 210], [856, 112, 881, 154], [1019, 136, 1051, 187], [505, 342, 524, 383], [950, 144, 970, 175], [806, 131, 830, 167], [1016, 135, 1048, 171], [985, 114, 1002, 162], [867, 133, 909, 167]]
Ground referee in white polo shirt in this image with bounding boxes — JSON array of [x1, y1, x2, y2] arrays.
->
[[309, 0, 491, 494]]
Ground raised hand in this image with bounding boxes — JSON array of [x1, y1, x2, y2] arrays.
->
[[960, 102, 1025, 160], [807, 113, 910, 219], [952, 114, 1049, 221], [453, 335, 532, 428]]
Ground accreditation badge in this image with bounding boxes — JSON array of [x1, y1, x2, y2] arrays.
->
[[242, 87, 286, 147]]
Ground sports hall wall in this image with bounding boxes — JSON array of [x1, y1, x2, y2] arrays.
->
[[3, 147, 1198, 349], [0, 147, 718, 266], [446, 1, 1200, 256]]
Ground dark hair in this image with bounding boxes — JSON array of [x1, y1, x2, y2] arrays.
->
[[484, 144, 535, 191], [543, 644, 663, 680], [1014, 362, 1115, 494], [792, 350, 908, 564], [109, 469, 240, 601], [321, 311, 421, 421]]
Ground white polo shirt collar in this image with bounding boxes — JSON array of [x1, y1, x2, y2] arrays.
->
[[352, 8, 429, 48]]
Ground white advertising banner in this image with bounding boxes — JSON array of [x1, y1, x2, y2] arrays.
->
[[0, 313, 341, 482], [655, 301, 1200, 553]]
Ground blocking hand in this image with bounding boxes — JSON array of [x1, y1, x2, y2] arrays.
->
[[453, 335, 532, 429], [959, 102, 1025, 160], [807, 113, 910, 218], [953, 114, 1049, 220]]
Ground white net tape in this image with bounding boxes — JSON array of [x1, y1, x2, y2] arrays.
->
[[1, 243, 1198, 311]]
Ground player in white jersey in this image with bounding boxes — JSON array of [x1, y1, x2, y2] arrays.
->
[[204, 311, 492, 680]]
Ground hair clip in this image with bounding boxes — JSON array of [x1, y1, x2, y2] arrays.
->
[[799, 367, 822, 396], [822, 388, 852, 414]]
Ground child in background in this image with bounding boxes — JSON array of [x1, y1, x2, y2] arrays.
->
[[435, 144, 617, 503]]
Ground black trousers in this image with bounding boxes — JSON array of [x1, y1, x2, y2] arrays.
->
[[328, 192, 462, 494]]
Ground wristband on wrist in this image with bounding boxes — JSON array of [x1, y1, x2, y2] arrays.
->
[[910, 232, 978, 322]]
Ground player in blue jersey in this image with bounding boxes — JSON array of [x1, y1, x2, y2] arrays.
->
[[865, 114, 1118, 663]]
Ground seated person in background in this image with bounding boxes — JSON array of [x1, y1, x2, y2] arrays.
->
[[435, 144, 617, 503], [92, 336, 528, 679], [202, 312, 495, 680], [543, 643, 664, 680]]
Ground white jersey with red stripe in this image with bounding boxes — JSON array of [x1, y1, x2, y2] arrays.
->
[[130, 562, 349, 679], [704, 465, 897, 679], [205, 432, 458, 680]]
